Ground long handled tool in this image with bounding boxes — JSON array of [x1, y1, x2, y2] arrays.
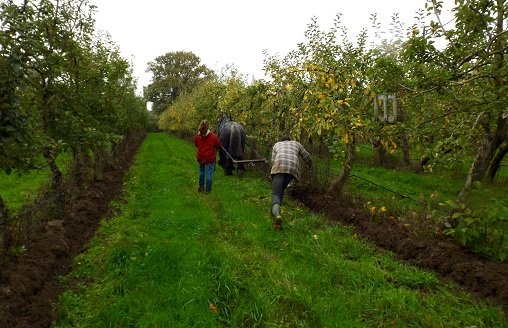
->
[[220, 144, 267, 165]]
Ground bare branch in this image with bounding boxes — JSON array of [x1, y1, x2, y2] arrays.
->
[[449, 74, 492, 86], [431, 0, 455, 45], [416, 109, 464, 128], [398, 83, 440, 96]]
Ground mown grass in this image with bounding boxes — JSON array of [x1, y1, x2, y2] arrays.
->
[[54, 133, 507, 327]]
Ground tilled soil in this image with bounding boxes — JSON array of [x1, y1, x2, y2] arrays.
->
[[0, 139, 507, 327], [0, 134, 144, 328], [290, 184, 508, 318]]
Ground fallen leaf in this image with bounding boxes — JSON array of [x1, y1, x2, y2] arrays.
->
[[208, 302, 219, 313]]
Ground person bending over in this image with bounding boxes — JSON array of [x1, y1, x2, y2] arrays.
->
[[270, 134, 312, 231]]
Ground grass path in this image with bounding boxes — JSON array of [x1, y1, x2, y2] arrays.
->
[[55, 133, 506, 327]]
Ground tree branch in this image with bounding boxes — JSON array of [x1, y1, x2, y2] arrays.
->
[[449, 73, 492, 86], [398, 83, 440, 96], [431, 0, 455, 46], [416, 109, 464, 128]]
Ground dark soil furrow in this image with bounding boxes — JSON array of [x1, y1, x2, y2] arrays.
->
[[290, 185, 508, 317], [0, 134, 144, 328]]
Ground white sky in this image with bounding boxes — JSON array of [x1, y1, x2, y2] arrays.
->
[[90, 0, 436, 95]]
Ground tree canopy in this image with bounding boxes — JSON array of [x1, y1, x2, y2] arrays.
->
[[144, 51, 214, 115], [0, 0, 150, 179]]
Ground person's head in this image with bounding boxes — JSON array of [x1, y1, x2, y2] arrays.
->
[[279, 134, 291, 142], [199, 119, 209, 135]]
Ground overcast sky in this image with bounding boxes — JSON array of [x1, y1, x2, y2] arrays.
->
[[90, 0, 437, 95]]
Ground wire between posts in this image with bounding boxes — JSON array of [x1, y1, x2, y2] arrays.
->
[[225, 142, 449, 214], [308, 162, 448, 214]]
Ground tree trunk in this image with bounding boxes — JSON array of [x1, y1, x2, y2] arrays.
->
[[373, 140, 386, 167], [71, 145, 92, 188], [0, 195, 10, 260], [330, 133, 356, 195], [40, 79, 62, 190], [399, 133, 411, 168], [43, 146, 62, 189], [487, 142, 508, 181], [94, 146, 113, 181], [459, 2, 507, 198], [0, 195, 8, 230], [395, 99, 410, 167], [458, 116, 506, 198]]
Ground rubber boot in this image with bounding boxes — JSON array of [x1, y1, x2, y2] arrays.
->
[[272, 204, 280, 216], [272, 204, 282, 231]]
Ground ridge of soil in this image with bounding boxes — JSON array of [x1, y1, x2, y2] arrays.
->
[[0, 134, 144, 328], [290, 184, 508, 318]]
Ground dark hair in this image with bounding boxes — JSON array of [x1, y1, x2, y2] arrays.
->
[[279, 134, 291, 142]]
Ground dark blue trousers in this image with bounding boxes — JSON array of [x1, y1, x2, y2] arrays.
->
[[199, 163, 214, 192], [271, 173, 294, 207]]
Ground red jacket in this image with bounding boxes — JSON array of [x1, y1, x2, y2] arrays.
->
[[194, 130, 221, 165]]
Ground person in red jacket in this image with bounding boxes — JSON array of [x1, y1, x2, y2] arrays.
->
[[194, 119, 222, 193]]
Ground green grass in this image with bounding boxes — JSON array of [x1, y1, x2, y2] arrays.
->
[[315, 146, 508, 260], [315, 145, 508, 222], [0, 153, 71, 214], [54, 133, 507, 327], [0, 168, 50, 213]]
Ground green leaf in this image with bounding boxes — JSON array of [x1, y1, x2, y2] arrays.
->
[[452, 212, 463, 219]]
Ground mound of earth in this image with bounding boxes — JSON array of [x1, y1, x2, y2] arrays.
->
[[290, 184, 508, 317], [0, 134, 144, 328]]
